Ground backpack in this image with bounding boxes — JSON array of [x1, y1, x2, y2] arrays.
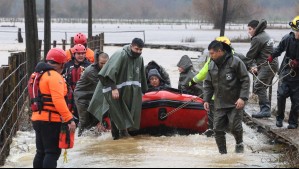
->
[[28, 71, 55, 113], [28, 70, 73, 113]]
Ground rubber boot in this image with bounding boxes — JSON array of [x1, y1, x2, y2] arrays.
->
[[252, 102, 271, 118], [119, 129, 131, 139], [111, 120, 119, 140], [215, 131, 227, 154], [78, 126, 84, 137], [203, 129, 214, 137], [235, 143, 244, 153], [203, 110, 215, 137]]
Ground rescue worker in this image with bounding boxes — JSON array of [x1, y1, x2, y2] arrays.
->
[[30, 48, 76, 168], [66, 32, 95, 63], [204, 40, 250, 154], [246, 19, 279, 118], [147, 68, 170, 92], [189, 36, 249, 137], [64, 44, 91, 125], [145, 60, 171, 87], [74, 50, 109, 136], [89, 38, 148, 140], [268, 16, 299, 129], [177, 55, 203, 96]]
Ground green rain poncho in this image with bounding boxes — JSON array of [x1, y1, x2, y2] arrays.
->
[[88, 45, 148, 130]]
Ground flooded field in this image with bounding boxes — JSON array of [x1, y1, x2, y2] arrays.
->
[[0, 22, 291, 168]]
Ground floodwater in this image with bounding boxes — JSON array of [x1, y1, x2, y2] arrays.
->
[[3, 124, 281, 168], [1, 22, 290, 168]]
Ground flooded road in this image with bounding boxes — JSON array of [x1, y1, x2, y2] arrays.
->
[[3, 124, 281, 168]]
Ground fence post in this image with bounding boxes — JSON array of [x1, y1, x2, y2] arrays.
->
[[87, 36, 94, 51], [53, 40, 56, 48], [9, 54, 17, 134], [0, 66, 10, 166], [38, 40, 42, 60], [100, 33, 104, 52], [18, 28, 23, 43], [70, 37, 74, 48], [62, 39, 66, 50]]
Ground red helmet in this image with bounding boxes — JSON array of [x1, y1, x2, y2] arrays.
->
[[73, 44, 86, 53], [46, 48, 67, 64], [74, 33, 87, 45]]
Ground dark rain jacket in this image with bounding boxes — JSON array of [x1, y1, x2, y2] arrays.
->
[[272, 32, 299, 80], [177, 55, 203, 96], [89, 45, 148, 130], [246, 19, 278, 69], [145, 60, 171, 87], [74, 64, 101, 104], [204, 52, 250, 110]]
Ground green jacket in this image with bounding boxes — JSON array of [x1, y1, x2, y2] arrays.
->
[[204, 52, 250, 110], [89, 45, 148, 130]]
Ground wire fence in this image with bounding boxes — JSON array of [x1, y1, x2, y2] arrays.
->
[[0, 52, 28, 166]]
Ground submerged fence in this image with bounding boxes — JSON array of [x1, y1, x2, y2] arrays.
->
[[0, 52, 28, 166]]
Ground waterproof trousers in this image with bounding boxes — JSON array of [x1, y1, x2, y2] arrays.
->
[[254, 65, 277, 107], [276, 79, 299, 127], [32, 121, 61, 168], [214, 107, 243, 154]]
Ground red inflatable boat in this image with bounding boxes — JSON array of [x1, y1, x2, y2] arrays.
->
[[140, 88, 208, 133]]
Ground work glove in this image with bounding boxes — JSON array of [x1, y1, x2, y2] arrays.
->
[[188, 79, 197, 88], [289, 59, 299, 69], [267, 55, 274, 63]]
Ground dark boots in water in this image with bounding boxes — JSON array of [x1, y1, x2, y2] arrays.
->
[[111, 121, 119, 140], [252, 102, 271, 118]]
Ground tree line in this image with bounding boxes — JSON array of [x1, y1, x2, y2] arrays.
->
[[0, 0, 298, 25]]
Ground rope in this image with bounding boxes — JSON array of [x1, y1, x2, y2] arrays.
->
[[63, 149, 68, 163], [160, 93, 203, 119], [251, 60, 296, 87]]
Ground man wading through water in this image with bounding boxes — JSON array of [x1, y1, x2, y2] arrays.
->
[[89, 38, 148, 140], [204, 40, 250, 154]]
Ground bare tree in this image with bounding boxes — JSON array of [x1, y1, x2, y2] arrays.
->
[[192, 0, 259, 29], [0, 0, 14, 17]]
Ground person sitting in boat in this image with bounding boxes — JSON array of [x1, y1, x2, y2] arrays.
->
[[177, 55, 203, 96], [147, 68, 170, 92], [145, 60, 171, 87]]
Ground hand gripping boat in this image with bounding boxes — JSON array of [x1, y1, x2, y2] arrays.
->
[[140, 88, 208, 133]]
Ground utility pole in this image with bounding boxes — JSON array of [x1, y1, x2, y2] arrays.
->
[[44, 0, 51, 58], [220, 0, 228, 36], [24, 0, 39, 76], [88, 0, 92, 41]]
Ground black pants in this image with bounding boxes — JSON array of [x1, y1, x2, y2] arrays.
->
[[207, 101, 215, 130], [32, 121, 62, 168], [276, 79, 299, 126]]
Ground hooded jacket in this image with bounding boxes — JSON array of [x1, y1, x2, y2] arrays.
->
[[204, 52, 250, 110], [145, 60, 171, 87], [88, 45, 148, 130], [177, 55, 203, 96], [246, 19, 278, 69], [147, 68, 169, 92], [272, 32, 299, 80]]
